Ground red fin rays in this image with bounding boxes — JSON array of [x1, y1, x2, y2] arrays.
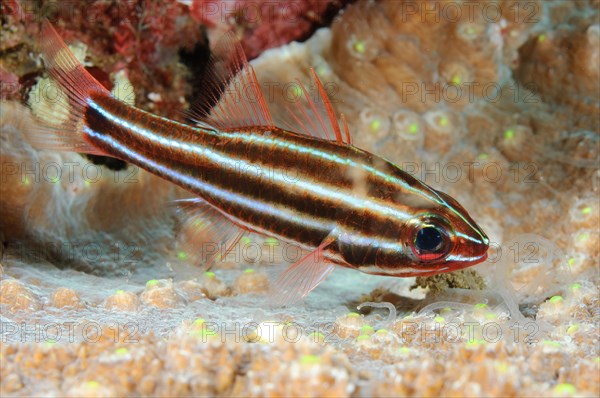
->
[[173, 198, 247, 270], [341, 113, 352, 145], [274, 68, 351, 144], [268, 236, 337, 307], [27, 20, 111, 154], [188, 32, 274, 130]]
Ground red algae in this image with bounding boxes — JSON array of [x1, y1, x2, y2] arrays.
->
[[187, 0, 351, 59]]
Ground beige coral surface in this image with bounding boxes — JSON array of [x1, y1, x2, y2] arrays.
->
[[1, 1, 599, 397]]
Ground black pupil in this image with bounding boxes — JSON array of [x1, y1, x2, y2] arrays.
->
[[415, 226, 443, 252]]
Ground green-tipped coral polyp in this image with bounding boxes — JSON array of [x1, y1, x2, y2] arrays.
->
[[503, 128, 515, 140], [309, 332, 325, 343], [566, 324, 580, 334], [300, 354, 321, 365], [115, 347, 129, 356], [581, 206, 592, 215], [353, 40, 366, 53], [553, 383, 576, 395], [86, 381, 100, 389], [241, 236, 252, 245], [549, 295, 563, 304], [408, 122, 419, 134], [146, 279, 158, 287], [369, 119, 382, 132], [466, 339, 486, 347], [542, 340, 561, 348], [360, 325, 374, 334]]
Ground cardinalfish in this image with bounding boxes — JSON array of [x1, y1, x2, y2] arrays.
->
[[28, 21, 488, 305]]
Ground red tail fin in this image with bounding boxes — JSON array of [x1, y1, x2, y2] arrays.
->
[[26, 19, 111, 154]]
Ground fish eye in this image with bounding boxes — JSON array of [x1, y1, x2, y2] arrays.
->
[[411, 224, 451, 262]]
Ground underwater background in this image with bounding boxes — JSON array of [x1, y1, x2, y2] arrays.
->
[[1, 0, 599, 396]]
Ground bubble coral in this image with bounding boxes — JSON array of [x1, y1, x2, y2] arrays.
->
[[176, 279, 207, 302], [354, 328, 400, 359], [515, 24, 600, 131], [330, 0, 501, 113], [103, 290, 141, 312], [48, 287, 86, 310], [334, 312, 366, 339], [140, 279, 186, 309], [390, 109, 425, 150], [423, 109, 464, 153], [358, 107, 391, 141], [232, 268, 270, 295], [200, 271, 232, 298], [235, 339, 354, 397], [0, 279, 42, 313]]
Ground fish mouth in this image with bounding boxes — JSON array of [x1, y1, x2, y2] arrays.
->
[[452, 250, 489, 269], [391, 251, 489, 277], [478, 251, 488, 263], [366, 248, 489, 278]]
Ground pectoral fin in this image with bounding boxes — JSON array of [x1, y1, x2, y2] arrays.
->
[[268, 236, 337, 307], [172, 198, 248, 270]]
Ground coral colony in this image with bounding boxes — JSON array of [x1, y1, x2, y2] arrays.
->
[[1, 1, 599, 397]]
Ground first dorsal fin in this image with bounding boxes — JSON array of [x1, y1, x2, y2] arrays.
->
[[188, 32, 352, 144], [187, 32, 274, 130]]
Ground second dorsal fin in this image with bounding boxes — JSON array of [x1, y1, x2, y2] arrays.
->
[[188, 32, 274, 130], [274, 68, 352, 145]]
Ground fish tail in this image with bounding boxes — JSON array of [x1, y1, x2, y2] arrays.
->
[[25, 19, 111, 155]]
